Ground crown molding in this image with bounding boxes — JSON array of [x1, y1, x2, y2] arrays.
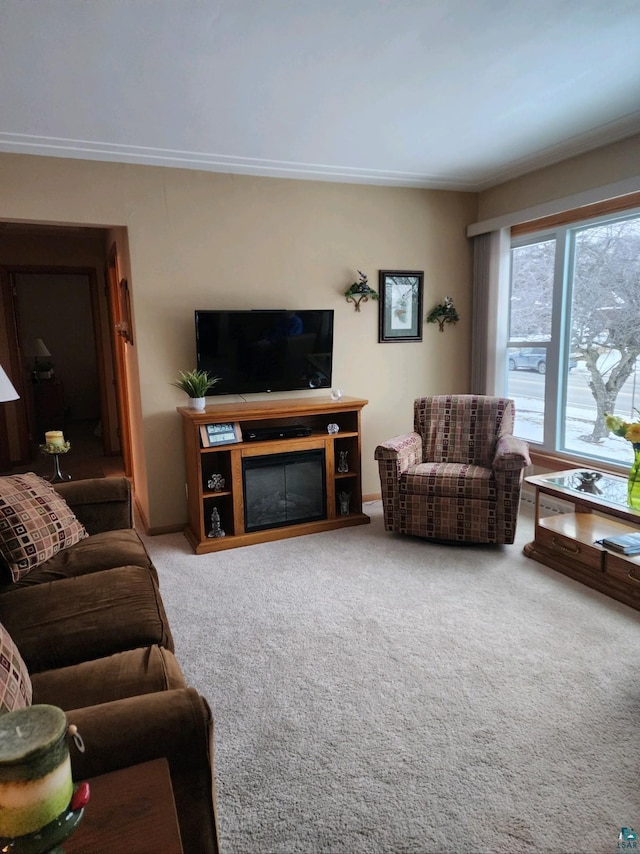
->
[[474, 110, 640, 192], [0, 132, 476, 191], [1, 112, 639, 195]]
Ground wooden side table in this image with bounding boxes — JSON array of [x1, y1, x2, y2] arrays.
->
[[65, 758, 183, 854]]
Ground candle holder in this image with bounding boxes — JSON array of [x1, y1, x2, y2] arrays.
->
[[0, 796, 86, 853], [39, 443, 72, 484]]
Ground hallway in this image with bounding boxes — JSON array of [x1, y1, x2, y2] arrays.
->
[[2, 419, 125, 481]]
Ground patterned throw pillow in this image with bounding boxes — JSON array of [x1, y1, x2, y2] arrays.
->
[[0, 621, 32, 712], [0, 473, 88, 582]]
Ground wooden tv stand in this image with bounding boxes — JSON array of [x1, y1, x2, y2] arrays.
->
[[178, 396, 370, 553]]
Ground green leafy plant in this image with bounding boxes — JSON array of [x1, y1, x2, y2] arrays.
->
[[345, 270, 379, 311], [426, 296, 459, 331], [171, 369, 220, 398], [344, 270, 379, 300]]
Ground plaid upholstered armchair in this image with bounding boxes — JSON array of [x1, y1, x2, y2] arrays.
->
[[375, 395, 531, 544]]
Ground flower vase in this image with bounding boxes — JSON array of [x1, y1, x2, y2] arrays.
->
[[189, 397, 206, 411], [628, 445, 640, 510]]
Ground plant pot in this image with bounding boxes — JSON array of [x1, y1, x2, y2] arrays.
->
[[188, 397, 206, 411]]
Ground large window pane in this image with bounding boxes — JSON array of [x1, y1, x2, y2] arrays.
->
[[506, 213, 640, 468], [563, 217, 640, 464], [506, 361, 546, 444], [509, 240, 555, 340], [507, 239, 556, 444]]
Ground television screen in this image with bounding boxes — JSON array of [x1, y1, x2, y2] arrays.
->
[[195, 309, 334, 394]]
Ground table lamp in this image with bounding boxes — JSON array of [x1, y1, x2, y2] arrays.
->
[[0, 365, 19, 402], [32, 340, 54, 380]]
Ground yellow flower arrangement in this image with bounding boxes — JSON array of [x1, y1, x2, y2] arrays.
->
[[604, 412, 640, 448]]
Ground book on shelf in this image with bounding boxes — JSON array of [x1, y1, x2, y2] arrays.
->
[[597, 531, 640, 555]]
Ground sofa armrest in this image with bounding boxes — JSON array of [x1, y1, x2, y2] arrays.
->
[[493, 434, 531, 471], [54, 477, 133, 534], [67, 688, 220, 854]]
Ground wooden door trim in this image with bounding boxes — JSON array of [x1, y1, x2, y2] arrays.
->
[[107, 243, 133, 478]]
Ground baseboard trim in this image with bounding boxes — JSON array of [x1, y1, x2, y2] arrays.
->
[[146, 524, 186, 536]]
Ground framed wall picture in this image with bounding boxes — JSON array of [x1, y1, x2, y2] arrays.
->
[[378, 270, 424, 343], [200, 422, 243, 447]]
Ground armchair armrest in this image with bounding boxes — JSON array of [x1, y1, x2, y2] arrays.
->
[[375, 433, 422, 532], [374, 432, 422, 470], [493, 434, 531, 471], [67, 688, 219, 854], [54, 477, 133, 534]]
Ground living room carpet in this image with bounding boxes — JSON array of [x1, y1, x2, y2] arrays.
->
[[142, 502, 640, 854]]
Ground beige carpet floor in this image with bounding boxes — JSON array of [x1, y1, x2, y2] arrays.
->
[[142, 501, 640, 854]]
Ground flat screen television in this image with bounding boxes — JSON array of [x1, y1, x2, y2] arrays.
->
[[195, 309, 334, 395]]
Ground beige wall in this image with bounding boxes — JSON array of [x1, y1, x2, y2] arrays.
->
[[0, 153, 477, 530], [478, 133, 640, 221]]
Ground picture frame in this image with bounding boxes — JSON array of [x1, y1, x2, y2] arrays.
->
[[200, 422, 243, 448], [378, 270, 424, 343]]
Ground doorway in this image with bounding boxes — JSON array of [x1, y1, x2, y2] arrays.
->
[[0, 224, 131, 480]]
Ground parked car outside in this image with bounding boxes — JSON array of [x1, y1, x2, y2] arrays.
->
[[508, 347, 577, 374]]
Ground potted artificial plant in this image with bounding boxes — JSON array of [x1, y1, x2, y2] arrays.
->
[[171, 369, 220, 411]]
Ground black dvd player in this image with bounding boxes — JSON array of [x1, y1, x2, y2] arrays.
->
[[244, 425, 313, 442]]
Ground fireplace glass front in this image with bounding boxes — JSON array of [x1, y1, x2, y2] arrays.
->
[[243, 449, 326, 533]]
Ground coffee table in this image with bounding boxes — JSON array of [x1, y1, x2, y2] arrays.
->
[[65, 758, 183, 854], [524, 468, 640, 611]]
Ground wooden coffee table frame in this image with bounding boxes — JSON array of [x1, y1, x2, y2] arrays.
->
[[524, 468, 640, 611]]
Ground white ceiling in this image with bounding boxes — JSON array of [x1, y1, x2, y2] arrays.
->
[[1, 0, 640, 192]]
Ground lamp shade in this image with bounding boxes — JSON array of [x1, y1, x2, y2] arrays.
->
[[0, 365, 19, 402], [33, 339, 51, 359]]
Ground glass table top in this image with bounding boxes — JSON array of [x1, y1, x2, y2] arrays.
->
[[540, 469, 628, 508]]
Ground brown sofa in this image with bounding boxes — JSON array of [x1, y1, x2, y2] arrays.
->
[[0, 476, 220, 854]]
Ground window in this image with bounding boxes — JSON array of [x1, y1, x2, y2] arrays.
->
[[505, 210, 640, 468]]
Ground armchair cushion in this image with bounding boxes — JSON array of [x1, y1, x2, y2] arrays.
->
[[401, 462, 496, 500], [414, 395, 509, 466], [0, 473, 87, 582]]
